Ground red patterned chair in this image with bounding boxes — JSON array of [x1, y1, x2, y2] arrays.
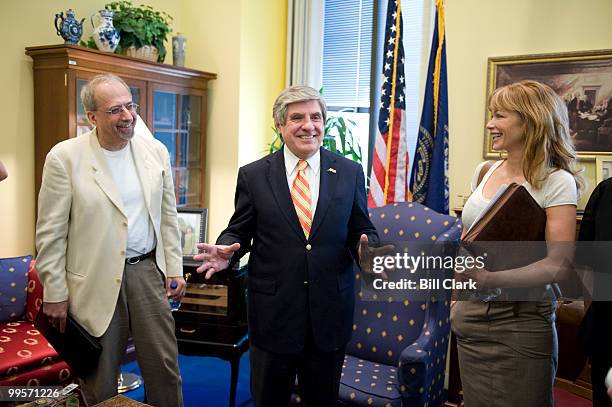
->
[[0, 256, 73, 386]]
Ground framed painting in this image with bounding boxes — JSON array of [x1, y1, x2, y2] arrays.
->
[[484, 49, 612, 159], [595, 155, 612, 184], [177, 208, 207, 265]]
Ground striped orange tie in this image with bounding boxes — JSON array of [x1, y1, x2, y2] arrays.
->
[[291, 160, 312, 239]]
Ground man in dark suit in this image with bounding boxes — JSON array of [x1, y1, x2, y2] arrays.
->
[[578, 96, 594, 114], [578, 178, 612, 407], [194, 86, 382, 407]]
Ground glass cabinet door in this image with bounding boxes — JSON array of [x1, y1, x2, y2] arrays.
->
[[153, 89, 202, 207], [76, 79, 92, 136], [181, 94, 202, 207]]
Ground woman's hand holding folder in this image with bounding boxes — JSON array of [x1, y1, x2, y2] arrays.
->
[[454, 265, 490, 290]]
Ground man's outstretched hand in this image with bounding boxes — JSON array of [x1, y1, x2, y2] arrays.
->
[[357, 234, 395, 278], [193, 242, 241, 279]]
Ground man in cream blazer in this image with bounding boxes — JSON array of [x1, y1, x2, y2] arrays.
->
[[36, 74, 184, 407]]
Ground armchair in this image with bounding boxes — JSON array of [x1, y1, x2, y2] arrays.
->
[[0, 256, 73, 386], [0, 256, 140, 393], [338, 202, 462, 407]]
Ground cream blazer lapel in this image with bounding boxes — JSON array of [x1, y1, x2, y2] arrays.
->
[[88, 130, 127, 219]]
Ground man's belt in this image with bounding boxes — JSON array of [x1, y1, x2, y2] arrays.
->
[[125, 249, 156, 265]]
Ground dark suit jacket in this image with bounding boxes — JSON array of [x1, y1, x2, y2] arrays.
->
[[578, 179, 612, 406], [217, 147, 378, 354], [577, 178, 612, 356]]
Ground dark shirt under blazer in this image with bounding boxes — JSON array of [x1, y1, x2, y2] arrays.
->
[[217, 147, 379, 354]]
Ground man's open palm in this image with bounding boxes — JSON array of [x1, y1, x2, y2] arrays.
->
[[194, 242, 241, 279]]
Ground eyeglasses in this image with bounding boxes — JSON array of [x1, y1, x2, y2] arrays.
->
[[102, 102, 139, 115]]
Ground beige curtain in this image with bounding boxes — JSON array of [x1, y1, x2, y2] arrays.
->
[[285, 0, 324, 88]]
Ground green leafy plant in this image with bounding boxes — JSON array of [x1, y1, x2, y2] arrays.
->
[[105, 1, 173, 62], [79, 37, 97, 49], [269, 113, 363, 163]]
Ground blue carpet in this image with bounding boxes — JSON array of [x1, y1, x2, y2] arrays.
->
[[121, 352, 253, 407]]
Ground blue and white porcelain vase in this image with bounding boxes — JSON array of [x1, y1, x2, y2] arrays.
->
[[91, 9, 120, 53], [54, 9, 85, 45]]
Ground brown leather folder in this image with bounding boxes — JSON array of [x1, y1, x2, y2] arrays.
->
[[463, 183, 546, 271], [464, 183, 546, 242]]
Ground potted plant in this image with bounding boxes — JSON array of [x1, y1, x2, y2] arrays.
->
[[104, 1, 173, 63]]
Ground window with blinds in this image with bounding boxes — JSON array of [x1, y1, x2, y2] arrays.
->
[[321, 0, 429, 175], [322, 0, 374, 111]]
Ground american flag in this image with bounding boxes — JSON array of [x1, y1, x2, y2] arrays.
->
[[368, 0, 410, 208]]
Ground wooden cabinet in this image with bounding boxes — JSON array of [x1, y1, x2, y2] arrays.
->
[[26, 44, 216, 207]]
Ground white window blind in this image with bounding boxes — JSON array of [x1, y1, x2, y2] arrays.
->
[[322, 0, 374, 109]]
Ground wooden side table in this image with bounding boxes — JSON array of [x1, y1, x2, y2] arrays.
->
[[172, 265, 249, 407], [175, 326, 249, 407]]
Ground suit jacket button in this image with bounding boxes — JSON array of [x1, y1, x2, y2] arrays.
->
[[303, 280, 308, 286], [306, 244, 312, 251]]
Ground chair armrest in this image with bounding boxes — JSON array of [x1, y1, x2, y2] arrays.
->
[[25, 260, 45, 322], [398, 300, 451, 403]]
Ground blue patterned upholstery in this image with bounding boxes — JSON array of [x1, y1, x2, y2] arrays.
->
[[0, 255, 32, 322], [338, 202, 462, 407]]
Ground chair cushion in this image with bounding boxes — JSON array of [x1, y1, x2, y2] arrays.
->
[[0, 321, 64, 381], [339, 354, 401, 407], [0, 360, 71, 386], [0, 256, 32, 322]]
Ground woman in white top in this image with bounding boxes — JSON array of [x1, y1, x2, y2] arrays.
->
[[451, 80, 583, 407]]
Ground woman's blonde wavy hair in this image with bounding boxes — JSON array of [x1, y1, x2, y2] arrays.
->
[[489, 80, 584, 193]]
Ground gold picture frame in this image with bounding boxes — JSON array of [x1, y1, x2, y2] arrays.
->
[[484, 49, 612, 159], [595, 155, 612, 184], [177, 207, 208, 265]]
